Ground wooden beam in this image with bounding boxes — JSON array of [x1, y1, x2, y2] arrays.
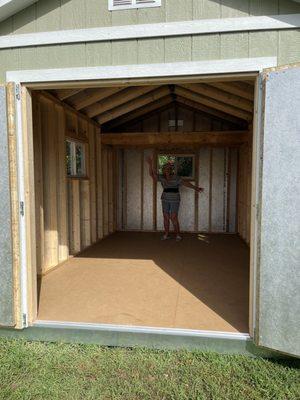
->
[[87, 85, 160, 118], [100, 131, 249, 147], [182, 83, 253, 112], [207, 81, 254, 101], [176, 95, 245, 125], [73, 87, 124, 110], [56, 88, 83, 100], [175, 87, 253, 121], [105, 97, 174, 130], [97, 86, 170, 124]]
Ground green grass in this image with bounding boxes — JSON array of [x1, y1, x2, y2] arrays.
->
[[0, 339, 299, 400]]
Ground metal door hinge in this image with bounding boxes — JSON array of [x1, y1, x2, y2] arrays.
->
[[22, 313, 27, 326], [256, 204, 260, 220], [15, 84, 21, 101], [20, 201, 25, 216]]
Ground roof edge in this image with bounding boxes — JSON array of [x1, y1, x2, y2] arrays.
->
[[0, 0, 38, 22]]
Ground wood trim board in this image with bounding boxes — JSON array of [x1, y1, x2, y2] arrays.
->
[[0, 14, 299, 49]]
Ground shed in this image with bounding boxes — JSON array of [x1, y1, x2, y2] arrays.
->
[[0, 0, 299, 358]]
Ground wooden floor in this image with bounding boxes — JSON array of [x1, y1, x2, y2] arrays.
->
[[37, 232, 250, 333]]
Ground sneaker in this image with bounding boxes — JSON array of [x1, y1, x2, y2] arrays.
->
[[175, 235, 182, 242], [161, 234, 170, 241]]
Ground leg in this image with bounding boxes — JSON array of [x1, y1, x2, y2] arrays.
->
[[163, 212, 170, 237], [170, 212, 180, 236], [161, 201, 170, 237]]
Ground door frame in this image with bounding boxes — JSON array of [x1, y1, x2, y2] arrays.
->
[[7, 57, 277, 333]]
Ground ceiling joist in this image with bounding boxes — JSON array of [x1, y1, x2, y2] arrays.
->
[[208, 81, 254, 101], [175, 95, 245, 125], [181, 83, 253, 113], [104, 95, 174, 129], [97, 86, 170, 124], [72, 87, 125, 110], [174, 86, 253, 121], [87, 85, 160, 118]]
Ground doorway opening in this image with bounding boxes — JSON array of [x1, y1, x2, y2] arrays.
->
[[30, 77, 255, 333]]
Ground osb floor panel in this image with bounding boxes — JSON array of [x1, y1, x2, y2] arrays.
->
[[37, 232, 249, 333]]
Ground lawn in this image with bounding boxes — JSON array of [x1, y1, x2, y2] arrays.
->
[[0, 339, 299, 400]]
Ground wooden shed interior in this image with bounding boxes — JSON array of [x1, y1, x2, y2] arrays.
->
[[30, 77, 255, 333]]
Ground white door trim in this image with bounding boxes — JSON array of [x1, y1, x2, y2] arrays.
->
[[7, 57, 277, 85], [0, 14, 299, 49], [11, 57, 277, 332]]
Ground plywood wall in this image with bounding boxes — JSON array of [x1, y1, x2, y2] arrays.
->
[[120, 147, 238, 234], [237, 143, 252, 244], [33, 93, 117, 275]]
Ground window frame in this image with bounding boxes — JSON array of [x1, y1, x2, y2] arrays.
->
[[66, 138, 87, 179], [157, 153, 196, 180], [108, 0, 161, 11]]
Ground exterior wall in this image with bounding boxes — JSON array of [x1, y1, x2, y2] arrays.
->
[[0, 0, 299, 82]]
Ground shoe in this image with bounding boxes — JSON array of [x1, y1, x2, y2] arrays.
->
[[176, 235, 182, 241], [161, 234, 170, 241]]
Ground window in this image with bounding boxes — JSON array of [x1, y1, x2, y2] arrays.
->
[[108, 0, 161, 11], [66, 139, 86, 177], [157, 154, 195, 179]]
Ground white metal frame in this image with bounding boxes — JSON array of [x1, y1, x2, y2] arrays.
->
[[7, 56, 277, 333]]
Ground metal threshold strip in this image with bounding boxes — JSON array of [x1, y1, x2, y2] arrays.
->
[[34, 320, 250, 341]]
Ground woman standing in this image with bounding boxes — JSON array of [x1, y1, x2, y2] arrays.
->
[[146, 156, 204, 241]]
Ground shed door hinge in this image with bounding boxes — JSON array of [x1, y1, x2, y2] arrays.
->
[[20, 201, 25, 216], [22, 313, 27, 326], [15, 84, 21, 101]]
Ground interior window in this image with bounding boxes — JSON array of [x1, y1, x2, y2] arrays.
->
[[66, 139, 86, 177], [157, 154, 195, 179]]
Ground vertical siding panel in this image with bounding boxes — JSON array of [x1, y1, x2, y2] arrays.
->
[[211, 148, 225, 232], [35, 0, 62, 69], [249, 0, 278, 59], [278, 30, 300, 65], [61, 0, 86, 29], [117, 150, 124, 230], [138, 38, 164, 64], [68, 180, 81, 254], [165, 0, 192, 62], [96, 132, 103, 239], [108, 148, 114, 233], [56, 105, 69, 263], [192, 0, 221, 61], [85, 0, 112, 67], [32, 95, 44, 275], [198, 148, 210, 231], [80, 180, 91, 249], [102, 148, 109, 236], [89, 125, 97, 243], [0, 17, 13, 35], [41, 100, 59, 270], [13, 4, 37, 71], [112, 9, 138, 65], [229, 147, 238, 232], [220, 0, 249, 60], [126, 149, 142, 230], [143, 149, 154, 230]]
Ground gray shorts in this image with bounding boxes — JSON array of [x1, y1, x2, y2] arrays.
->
[[162, 200, 180, 215]]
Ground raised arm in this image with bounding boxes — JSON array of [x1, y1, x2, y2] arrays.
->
[[182, 180, 204, 193], [146, 156, 158, 182]]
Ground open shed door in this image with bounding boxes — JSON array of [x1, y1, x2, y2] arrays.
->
[[254, 64, 300, 357], [0, 84, 21, 328]]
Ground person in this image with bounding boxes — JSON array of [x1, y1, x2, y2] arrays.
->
[[146, 156, 204, 241]]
